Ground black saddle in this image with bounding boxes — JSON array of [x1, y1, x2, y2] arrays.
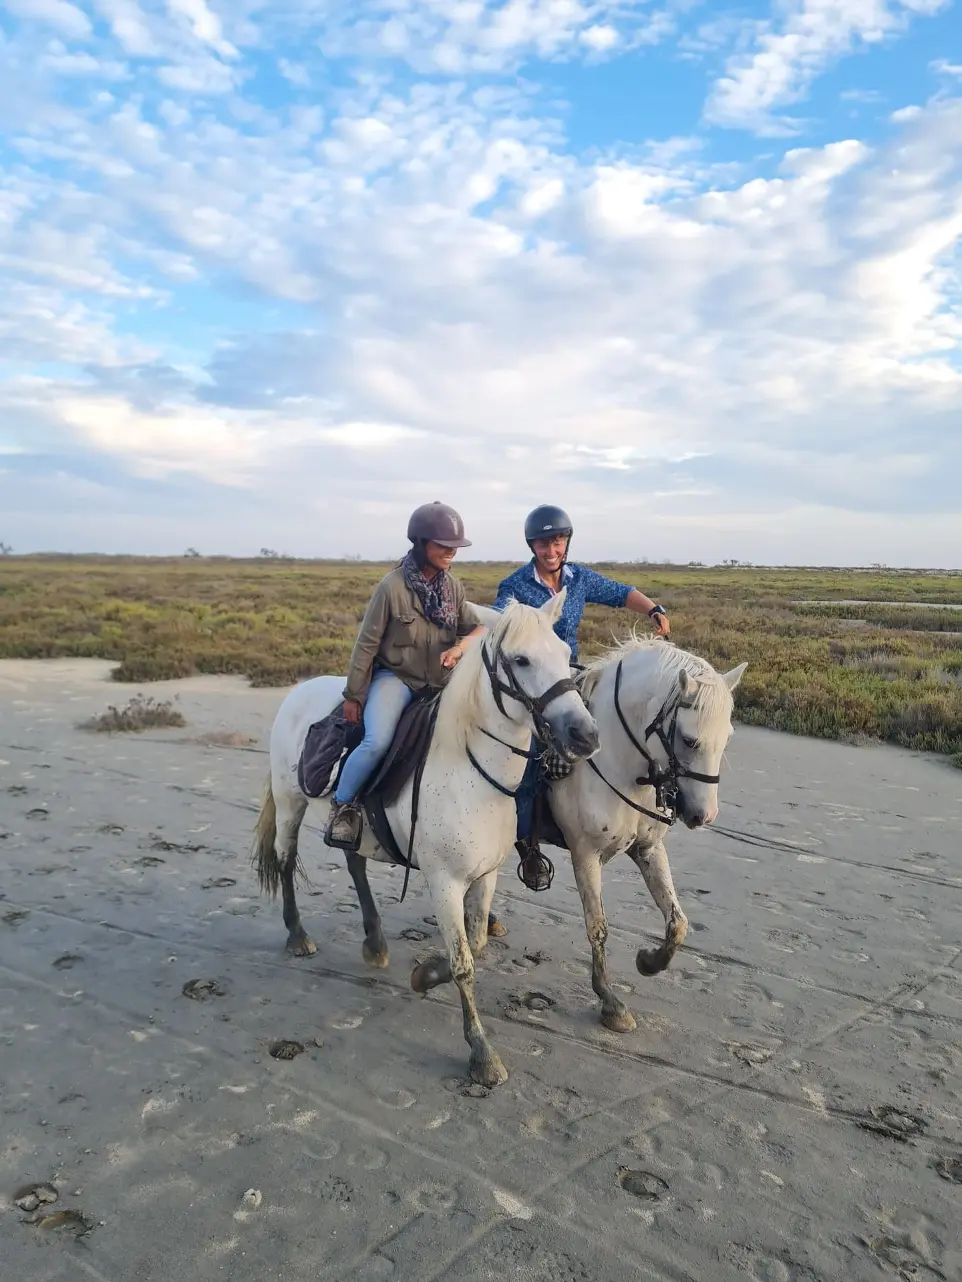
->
[[361, 687, 441, 870]]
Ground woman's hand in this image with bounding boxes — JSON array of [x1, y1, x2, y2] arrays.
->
[[651, 611, 670, 638], [343, 698, 362, 724], [440, 643, 464, 670]]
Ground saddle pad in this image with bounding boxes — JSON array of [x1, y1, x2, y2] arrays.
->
[[297, 710, 363, 799]]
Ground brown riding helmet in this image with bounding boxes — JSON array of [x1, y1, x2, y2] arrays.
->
[[407, 502, 472, 548]]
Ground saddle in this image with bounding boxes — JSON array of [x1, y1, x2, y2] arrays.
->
[[361, 688, 441, 873], [297, 687, 442, 892]]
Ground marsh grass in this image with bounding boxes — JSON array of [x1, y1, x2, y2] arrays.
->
[[4, 556, 960, 763]]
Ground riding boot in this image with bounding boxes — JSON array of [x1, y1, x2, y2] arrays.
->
[[324, 799, 362, 850], [516, 838, 554, 892]]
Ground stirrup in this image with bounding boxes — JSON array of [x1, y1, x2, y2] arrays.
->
[[324, 802, 362, 852], [516, 842, 554, 892]]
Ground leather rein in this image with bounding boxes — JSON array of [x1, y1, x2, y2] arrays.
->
[[465, 635, 579, 797], [585, 659, 720, 827]]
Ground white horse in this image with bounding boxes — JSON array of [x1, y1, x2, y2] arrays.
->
[[251, 591, 599, 1087], [545, 637, 747, 1032]]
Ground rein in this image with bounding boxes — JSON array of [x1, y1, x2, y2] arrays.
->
[[584, 659, 721, 827], [466, 635, 579, 797]]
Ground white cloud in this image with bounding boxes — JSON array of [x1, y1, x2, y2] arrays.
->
[[705, 0, 949, 134], [166, 0, 238, 57], [92, 0, 159, 56], [2, 0, 92, 40], [313, 0, 663, 72]]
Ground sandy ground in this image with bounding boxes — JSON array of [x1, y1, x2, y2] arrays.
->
[[1, 658, 961, 1282]]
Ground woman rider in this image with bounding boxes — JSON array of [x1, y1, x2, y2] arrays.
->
[[326, 502, 484, 849], [493, 504, 671, 890]]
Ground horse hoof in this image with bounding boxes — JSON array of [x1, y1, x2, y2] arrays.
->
[[411, 957, 449, 994], [363, 941, 390, 970], [636, 947, 667, 977], [487, 914, 508, 939], [469, 1049, 508, 1088], [287, 933, 317, 958], [601, 1007, 637, 1034]]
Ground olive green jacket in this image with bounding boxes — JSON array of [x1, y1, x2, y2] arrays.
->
[[343, 568, 481, 706]]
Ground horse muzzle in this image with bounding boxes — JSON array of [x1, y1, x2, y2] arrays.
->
[[553, 712, 600, 761]]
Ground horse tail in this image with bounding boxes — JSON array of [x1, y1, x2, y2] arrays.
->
[[251, 776, 281, 897]]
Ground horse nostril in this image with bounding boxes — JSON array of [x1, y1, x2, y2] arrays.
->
[[569, 722, 599, 754]]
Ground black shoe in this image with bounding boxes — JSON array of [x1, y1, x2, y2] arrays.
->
[[325, 800, 362, 850], [516, 840, 554, 892]]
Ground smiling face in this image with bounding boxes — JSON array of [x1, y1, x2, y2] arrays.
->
[[424, 539, 459, 573], [531, 533, 569, 577]]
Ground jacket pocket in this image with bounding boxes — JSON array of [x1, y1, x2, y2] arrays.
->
[[386, 611, 419, 653]]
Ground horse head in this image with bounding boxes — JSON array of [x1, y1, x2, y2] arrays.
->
[[471, 591, 600, 761], [654, 659, 747, 829]]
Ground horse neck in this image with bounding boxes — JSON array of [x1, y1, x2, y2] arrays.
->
[[586, 649, 671, 780]]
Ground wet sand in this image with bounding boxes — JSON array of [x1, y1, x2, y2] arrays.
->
[[1, 659, 961, 1282]]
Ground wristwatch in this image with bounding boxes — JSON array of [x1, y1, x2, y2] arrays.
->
[[648, 604, 667, 619]]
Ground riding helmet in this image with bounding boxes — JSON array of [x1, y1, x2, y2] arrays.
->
[[407, 501, 472, 548], [524, 504, 574, 547]]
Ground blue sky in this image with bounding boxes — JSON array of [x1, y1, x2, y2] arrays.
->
[[1, 0, 960, 565]]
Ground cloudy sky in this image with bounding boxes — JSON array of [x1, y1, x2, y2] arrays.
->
[[1, 0, 960, 566]]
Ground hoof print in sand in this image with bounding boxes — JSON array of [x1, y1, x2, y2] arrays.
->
[[2, 910, 30, 927], [522, 992, 555, 1012], [98, 824, 124, 835], [26, 808, 49, 821], [857, 1105, 926, 1142], [201, 877, 237, 890], [53, 954, 82, 970], [617, 1169, 669, 1200], [728, 1043, 775, 1068], [935, 1155, 962, 1183], [182, 978, 226, 1001], [29, 1208, 95, 1236], [13, 1183, 59, 1213], [134, 855, 165, 868], [460, 1083, 491, 1099], [400, 928, 431, 942], [269, 1039, 305, 1060]]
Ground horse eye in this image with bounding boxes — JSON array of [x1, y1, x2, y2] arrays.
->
[[512, 655, 531, 668], [682, 735, 698, 750]]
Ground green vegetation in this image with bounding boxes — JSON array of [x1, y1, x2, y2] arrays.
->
[[2, 556, 961, 762]]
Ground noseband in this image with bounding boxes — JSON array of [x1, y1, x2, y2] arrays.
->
[[465, 635, 580, 797], [586, 659, 720, 826]]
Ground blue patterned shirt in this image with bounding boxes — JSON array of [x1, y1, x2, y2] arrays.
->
[[492, 561, 634, 662]]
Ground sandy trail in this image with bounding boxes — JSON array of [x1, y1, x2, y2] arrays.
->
[[1, 659, 960, 1282]]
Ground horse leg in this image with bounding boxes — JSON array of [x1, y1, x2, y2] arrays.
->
[[571, 847, 637, 1033], [627, 839, 688, 975], [344, 850, 389, 969], [465, 870, 499, 959], [276, 790, 314, 957], [411, 879, 507, 1087]]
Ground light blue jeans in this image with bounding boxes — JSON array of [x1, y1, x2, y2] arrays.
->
[[334, 668, 414, 804]]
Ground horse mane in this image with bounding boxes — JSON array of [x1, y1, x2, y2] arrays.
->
[[579, 632, 733, 742], [433, 600, 545, 754]]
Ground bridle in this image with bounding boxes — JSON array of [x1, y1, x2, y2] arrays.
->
[[465, 633, 579, 797], [585, 659, 721, 826]]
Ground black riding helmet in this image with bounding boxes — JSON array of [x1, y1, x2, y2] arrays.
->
[[524, 504, 573, 549]]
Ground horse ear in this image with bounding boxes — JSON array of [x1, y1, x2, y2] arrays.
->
[[469, 603, 502, 630], [722, 662, 747, 691], [540, 586, 567, 624], [678, 669, 693, 699]]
